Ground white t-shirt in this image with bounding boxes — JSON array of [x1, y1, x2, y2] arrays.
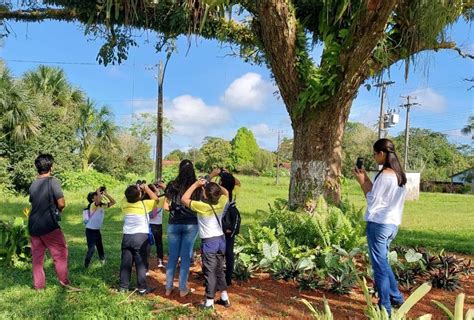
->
[[83, 204, 105, 230], [365, 173, 407, 226], [149, 207, 163, 225], [190, 195, 228, 239]]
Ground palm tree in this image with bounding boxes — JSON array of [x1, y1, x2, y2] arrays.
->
[[22, 65, 84, 108], [77, 99, 117, 171], [461, 116, 473, 139], [0, 62, 39, 142]]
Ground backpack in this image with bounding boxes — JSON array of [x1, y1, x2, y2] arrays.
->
[[221, 201, 241, 237]]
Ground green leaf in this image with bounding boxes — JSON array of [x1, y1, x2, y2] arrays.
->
[[388, 250, 398, 265], [432, 300, 454, 319], [397, 282, 432, 316], [405, 249, 423, 263]]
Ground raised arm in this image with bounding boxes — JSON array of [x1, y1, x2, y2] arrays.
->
[[142, 184, 159, 200], [103, 190, 116, 207], [181, 179, 206, 208], [352, 167, 373, 197]]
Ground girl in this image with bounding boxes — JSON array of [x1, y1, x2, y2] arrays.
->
[[83, 187, 116, 268], [146, 183, 166, 269], [181, 179, 230, 309], [353, 138, 407, 315]]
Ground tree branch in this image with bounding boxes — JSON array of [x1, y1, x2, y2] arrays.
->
[[454, 47, 474, 59]]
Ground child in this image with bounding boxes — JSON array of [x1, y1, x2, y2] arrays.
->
[[119, 183, 164, 295], [181, 179, 230, 309], [83, 187, 116, 268], [146, 183, 166, 269]]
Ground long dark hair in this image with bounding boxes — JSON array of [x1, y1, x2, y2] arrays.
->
[[165, 159, 201, 201], [373, 138, 407, 187], [219, 172, 235, 201]]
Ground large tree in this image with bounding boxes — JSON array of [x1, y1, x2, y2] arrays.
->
[[1, 1, 472, 208]]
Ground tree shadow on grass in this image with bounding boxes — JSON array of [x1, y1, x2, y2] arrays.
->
[[395, 229, 474, 254]]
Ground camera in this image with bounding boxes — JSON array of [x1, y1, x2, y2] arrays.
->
[[136, 179, 146, 186], [356, 157, 364, 170], [99, 186, 106, 193]]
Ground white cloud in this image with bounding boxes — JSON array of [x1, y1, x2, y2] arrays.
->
[[409, 87, 447, 113], [250, 123, 273, 138], [222, 73, 274, 110], [165, 95, 230, 138]]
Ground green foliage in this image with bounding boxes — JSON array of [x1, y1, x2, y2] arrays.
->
[[432, 292, 474, 320], [231, 127, 259, 168], [58, 170, 123, 192], [235, 198, 366, 291], [277, 137, 293, 162], [393, 128, 472, 181], [253, 149, 274, 173], [165, 149, 186, 161], [342, 122, 378, 176], [0, 217, 30, 266], [198, 136, 234, 172], [129, 112, 173, 141]]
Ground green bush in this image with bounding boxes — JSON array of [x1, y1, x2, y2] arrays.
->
[[261, 167, 291, 178], [58, 170, 123, 191], [0, 217, 31, 266], [253, 150, 274, 173]]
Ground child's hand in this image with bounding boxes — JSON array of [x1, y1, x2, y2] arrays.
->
[[197, 179, 207, 187]]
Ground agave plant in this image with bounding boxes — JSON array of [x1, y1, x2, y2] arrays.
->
[[300, 297, 334, 320], [432, 293, 474, 320]]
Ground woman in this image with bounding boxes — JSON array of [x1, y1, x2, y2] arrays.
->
[[163, 159, 201, 297], [353, 138, 407, 315]]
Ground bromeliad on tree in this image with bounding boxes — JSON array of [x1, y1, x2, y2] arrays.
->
[[1, 0, 472, 209]]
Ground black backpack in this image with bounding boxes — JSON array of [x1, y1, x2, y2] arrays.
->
[[221, 201, 241, 237]]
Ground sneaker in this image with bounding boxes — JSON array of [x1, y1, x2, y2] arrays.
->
[[157, 259, 165, 268], [100, 259, 106, 265], [215, 298, 231, 308], [197, 303, 214, 310], [391, 298, 404, 308], [145, 271, 150, 277], [216, 298, 230, 308], [119, 287, 129, 293], [138, 287, 156, 295]]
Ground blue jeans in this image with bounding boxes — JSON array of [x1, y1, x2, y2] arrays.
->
[[166, 224, 199, 291], [366, 222, 404, 315]]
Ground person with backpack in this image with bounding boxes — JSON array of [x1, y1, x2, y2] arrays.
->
[[181, 179, 230, 309], [207, 168, 241, 286], [163, 159, 201, 297], [82, 187, 116, 268], [119, 182, 164, 295], [28, 154, 70, 290]]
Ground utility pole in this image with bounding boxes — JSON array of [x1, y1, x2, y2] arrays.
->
[[154, 53, 172, 181], [276, 130, 281, 185], [400, 95, 419, 171], [374, 81, 395, 139]]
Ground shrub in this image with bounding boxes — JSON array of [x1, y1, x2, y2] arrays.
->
[[0, 217, 31, 266], [253, 150, 274, 173], [58, 170, 123, 191]]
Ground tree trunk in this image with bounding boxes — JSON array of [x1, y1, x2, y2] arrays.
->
[[288, 96, 353, 210]]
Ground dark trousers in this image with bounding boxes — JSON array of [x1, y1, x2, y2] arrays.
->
[[201, 236, 227, 299], [225, 234, 235, 285], [119, 233, 149, 290], [146, 224, 164, 262], [84, 228, 105, 267]]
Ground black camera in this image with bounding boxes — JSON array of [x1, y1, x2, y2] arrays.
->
[[136, 180, 146, 186], [99, 186, 106, 193], [356, 157, 364, 170]]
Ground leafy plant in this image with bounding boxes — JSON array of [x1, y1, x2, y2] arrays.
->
[[0, 217, 31, 266], [430, 253, 463, 291], [432, 293, 474, 320], [233, 248, 257, 281], [300, 297, 334, 320]]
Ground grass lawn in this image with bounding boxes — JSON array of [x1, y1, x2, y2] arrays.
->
[[0, 175, 472, 318]]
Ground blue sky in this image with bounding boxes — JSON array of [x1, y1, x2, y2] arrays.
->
[[0, 17, 472, 156]]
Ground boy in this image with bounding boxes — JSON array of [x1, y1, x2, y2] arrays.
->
[[181, 179, 230, 309], [119, 183, 164, 295]]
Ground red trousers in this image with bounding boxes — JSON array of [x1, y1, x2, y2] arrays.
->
[[30, 228, 69, 289]]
